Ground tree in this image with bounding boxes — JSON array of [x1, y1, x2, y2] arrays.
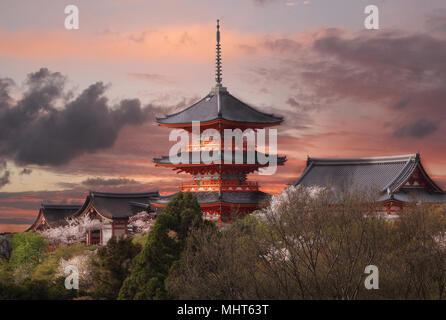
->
[[8, 232, 48, 279], [168, 186, 425, 299], [38, 215, 106, 245], [127, 211, 155, 235], [0, 277, 78, 300], [118, 192, 203, 300], [89, 236, 141, 300]]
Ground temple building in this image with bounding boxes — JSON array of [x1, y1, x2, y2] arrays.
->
[[27, 204, 82, 231], [28, 191, 159, 245], [152, 20, 286, 224], [71, 191, 159, 245], [293, 154, 446, 216]]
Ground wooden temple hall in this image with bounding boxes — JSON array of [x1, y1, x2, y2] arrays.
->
[[293, 154, 446, 216], [27, 21, 446, 245]]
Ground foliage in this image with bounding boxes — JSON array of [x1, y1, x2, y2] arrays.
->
[[33, 243, 96, 283], [132, 232, 149, 247], [118, 192, 204, 300], [8, 232, 48, 279], [0, 277, 78, 300], [89, 236, 141, 300], [167, 186, 446, 300]]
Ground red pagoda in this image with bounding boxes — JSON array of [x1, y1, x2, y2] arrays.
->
[[152, 20, 286, 224]]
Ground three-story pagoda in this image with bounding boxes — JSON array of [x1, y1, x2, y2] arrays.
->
[[152, 20, 286, 225]]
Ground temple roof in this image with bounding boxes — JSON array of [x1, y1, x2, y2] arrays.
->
[[156, 88, 283, 126], [76, 190, 160, 220], [152, 191, 270, 206], [377, 189, 446, 203], [153, 150, 286, 166], [28, 204, 82, 230], [294, 153, 444, 202]]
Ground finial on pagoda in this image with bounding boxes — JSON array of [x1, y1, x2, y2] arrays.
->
[[216, 19, 222, 87]]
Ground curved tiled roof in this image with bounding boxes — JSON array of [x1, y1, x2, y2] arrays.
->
[[156, 88, 283, 126], [293, 153, 444, 202], [76, 190, 160, 220], [28, 204, 82, 230], [152, 191, 270, 206]]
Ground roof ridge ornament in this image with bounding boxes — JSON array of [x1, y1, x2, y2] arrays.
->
[[216, 19, 222, 87], [213, 19, 227, 95]]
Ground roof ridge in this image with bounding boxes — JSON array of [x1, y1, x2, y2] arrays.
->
[[308, 154, 418, 164], [381, 156, 418, 193], [89, 190, 160, 198], [156, 95, 209, 122], [41, 203, 82, 208]]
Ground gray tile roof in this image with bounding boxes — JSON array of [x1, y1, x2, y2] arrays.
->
[[77, 190, 160, 219], [293, 153, 444, 202], [157, 88, 283, 125], [152, 191, 270, 206], [28, 204, 82, 230]]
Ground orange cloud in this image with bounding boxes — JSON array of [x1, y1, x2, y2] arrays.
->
[[0, 23, 321, 63]]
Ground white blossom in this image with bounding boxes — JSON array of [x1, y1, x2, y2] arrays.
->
[[127, 211, 155, 235], [39, 215, 106, 245], [256, 185, 328, 220]]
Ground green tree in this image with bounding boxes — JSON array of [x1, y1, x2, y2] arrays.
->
[[118, 192, 203, 300], [89, 236, 141, 299], [9, 232, 48, 278], [0, 277, 78, 300]]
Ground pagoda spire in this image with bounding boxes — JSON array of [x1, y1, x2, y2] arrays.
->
[[215, 19, 222, 87]]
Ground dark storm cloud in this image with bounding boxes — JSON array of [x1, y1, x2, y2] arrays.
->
[[0, 68, 155, 166], [0, 159, 10, 188], [19, 168, 32, 175], [314, 30, 446, 85], [0, 78, 14, 110], [81, 177, 140, 187], [393, 119, 440, 139], [0, 171, 10, 188], [309, 31, 446, 126], [245, 28, 446, 142]]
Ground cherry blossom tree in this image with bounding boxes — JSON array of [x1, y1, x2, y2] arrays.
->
[[38, 215, 106, 245], [126, 211, 155, 235]]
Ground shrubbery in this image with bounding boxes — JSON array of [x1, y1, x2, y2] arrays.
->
[[167, 186, 446, 300], [118, 192, 205, 299], [3, 189, 446, 300]]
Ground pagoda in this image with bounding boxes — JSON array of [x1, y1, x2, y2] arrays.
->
[[152, 20, 286, 224]]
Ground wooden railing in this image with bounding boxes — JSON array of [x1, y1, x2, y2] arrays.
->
[[181, 180, 259, 192]]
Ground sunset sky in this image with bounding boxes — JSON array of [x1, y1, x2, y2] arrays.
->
[[1, 0, 446, 232]]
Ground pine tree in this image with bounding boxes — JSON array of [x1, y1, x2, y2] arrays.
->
[[89, 235, 140, 299], [118, 192, 203, 300]]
